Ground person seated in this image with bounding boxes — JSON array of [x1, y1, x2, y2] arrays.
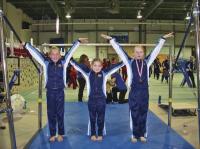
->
[[106, 78, 116, 104], [111, 73, 127, 104]]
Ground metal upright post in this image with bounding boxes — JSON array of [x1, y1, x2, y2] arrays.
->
[[193, 0, 200, 144], [10, 31, 14, 56], [38, 67, 43, 129], [168, 45, 173, 127], [0, 10, 17, 149]]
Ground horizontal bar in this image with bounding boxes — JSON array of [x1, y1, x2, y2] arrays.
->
[[33, 22, 186, 26], [42, 43, 171, 47]]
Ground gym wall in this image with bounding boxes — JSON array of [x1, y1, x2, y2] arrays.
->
[[1, 2, 38, 91], [31, 19, 195, 60], [7, 58, 39, 93]]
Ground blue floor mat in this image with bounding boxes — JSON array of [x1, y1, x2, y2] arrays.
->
[[29, 102, 194, 149]]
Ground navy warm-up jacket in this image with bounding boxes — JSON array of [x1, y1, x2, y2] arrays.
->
[[25, 40, 80, 89]]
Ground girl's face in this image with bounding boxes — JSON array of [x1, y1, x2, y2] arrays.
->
[[134, 46, 144, 60], [49, 49, 61, 63], [91, 61, 103, 73], [111, 77, 116, 82]]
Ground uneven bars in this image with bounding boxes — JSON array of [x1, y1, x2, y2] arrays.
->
[[42, 43, 171, 47]]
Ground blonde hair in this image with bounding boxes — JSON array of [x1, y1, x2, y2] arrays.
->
[[49, 46, 60, 55], [134, 46, 145, 52], [91, 58, 103, 65]]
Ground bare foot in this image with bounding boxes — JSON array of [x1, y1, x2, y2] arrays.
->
[[96, 136, 103, 141], [57, 135, 64, 142], [90, 135, 97, 141], [140, 137, 147, 143], [131, 137, 137, 143], [49, 136, 56, 142]]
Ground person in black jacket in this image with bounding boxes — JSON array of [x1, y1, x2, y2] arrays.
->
[[153, 58, 161, 80], [182, 56, 196, 88], [161, 57, 169, 83], [77, 54, 90, 102]]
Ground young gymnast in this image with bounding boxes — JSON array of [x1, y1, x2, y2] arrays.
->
[[70, 58, 123, 141], [23, 38, 87, 142], [101, 33, 173, 143]]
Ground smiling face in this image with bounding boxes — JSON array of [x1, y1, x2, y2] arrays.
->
[[91, 59, 103, 73], [49, 47, 61, 63], [134, 46, 145, 60]]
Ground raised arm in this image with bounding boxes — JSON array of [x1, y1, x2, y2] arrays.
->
[[24, 42, 46, 66], [103, 62, 124, 77], [146, 32, 174, 67], [101, 34, 131, 64], [101, 34, 133, 87], [63, 38, 88, 64], [70, 59, 90, 75], [63, 38, 88, 87]]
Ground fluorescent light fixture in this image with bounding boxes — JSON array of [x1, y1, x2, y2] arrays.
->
[[56, 15, 59, 34], [137, 10, 142, 19], [185, 12, 190, 20], [65, 13, 71, 19]]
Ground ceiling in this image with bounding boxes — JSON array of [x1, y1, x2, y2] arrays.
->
[[7, 0, 193, 20]]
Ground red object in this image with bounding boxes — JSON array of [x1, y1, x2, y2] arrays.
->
[[7, 47, 31, 58], [122, 65, 127, 82], [68, 67, 78, 89]]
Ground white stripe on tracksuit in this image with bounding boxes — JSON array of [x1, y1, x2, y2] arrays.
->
[[71, 60, 123, 136], [25, 43, 48, 86], [25, 40, 80, 87], [110, 37, 166, 138]]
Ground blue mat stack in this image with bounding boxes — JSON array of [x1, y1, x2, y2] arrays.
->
[[29, 102, 194, 149]]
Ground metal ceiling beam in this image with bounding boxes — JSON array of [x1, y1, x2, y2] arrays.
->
[[7, 1, 47, 4], [7, 0, 192, 20], [142, 0, 164, 20], [46, 0, 62, 17]]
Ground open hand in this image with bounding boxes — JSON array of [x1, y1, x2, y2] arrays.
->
[[101, 34, 112, 40], [163, 32, 174, 39], [79, 38, 88, 43]]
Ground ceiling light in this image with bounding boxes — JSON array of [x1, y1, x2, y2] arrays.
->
[[137, 10, 142, 19], [142, 1, 147, 5], [56, 15, 59, 34], [65, 13, 71, 19], [185, 12, 190, 20]]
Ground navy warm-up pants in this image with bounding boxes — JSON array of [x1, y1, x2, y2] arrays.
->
[[47, 89, 65, 136], [88, 97, 106, 136], [129, 88, 149, 138]]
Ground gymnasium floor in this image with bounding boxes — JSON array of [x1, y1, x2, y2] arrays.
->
[[0, 73, 198, 149]]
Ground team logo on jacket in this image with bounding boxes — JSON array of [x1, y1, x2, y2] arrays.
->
[[58, 64, 62, 67], [98, 74, 102, 77]]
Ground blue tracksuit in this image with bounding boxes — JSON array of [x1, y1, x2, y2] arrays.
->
[[111, 73, 127, 102], [110, 37, 166, 138], [70, 60, 123, 136], [111, 73, 127, 91], [25, 41, 80, 136]]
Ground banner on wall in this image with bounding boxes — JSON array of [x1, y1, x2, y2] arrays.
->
[[108, 32, 128, 55], [108, 32, 129, 43]]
